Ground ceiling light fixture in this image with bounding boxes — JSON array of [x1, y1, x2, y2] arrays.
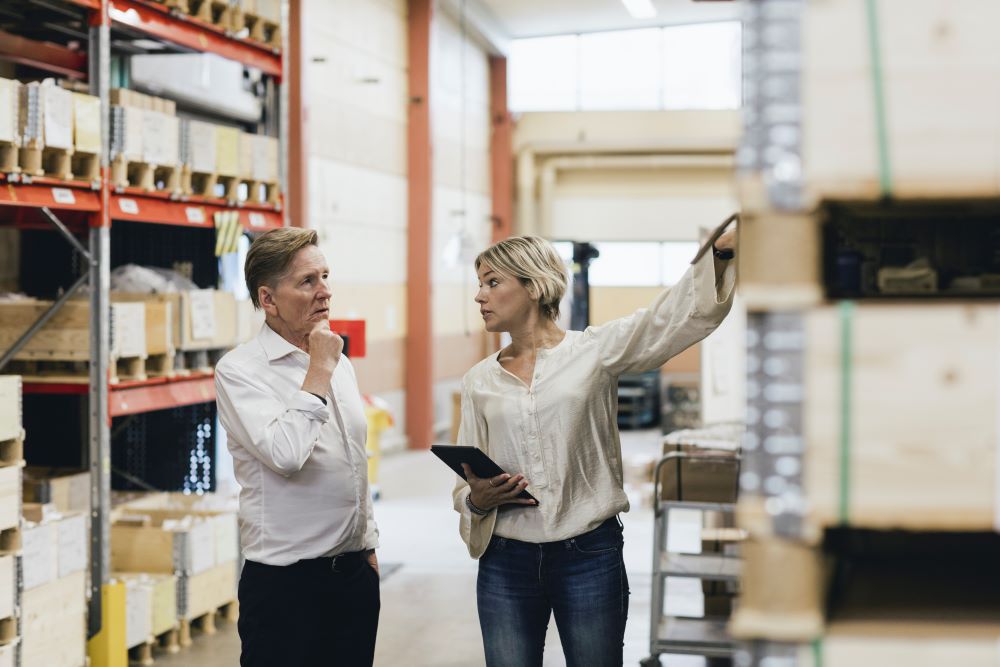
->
[[621, 0, 657, 19]]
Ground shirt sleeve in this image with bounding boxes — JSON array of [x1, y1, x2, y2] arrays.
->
[[215, 361, 330, 477], [589, 250, 736, 377], [451, 378, 498, 556]]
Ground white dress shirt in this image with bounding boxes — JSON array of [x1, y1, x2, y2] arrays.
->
[[216, 323, 378, 566], [452, 253, 735, 558]]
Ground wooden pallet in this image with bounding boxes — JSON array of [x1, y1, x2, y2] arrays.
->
[[19, 141, 73, 179], [186, 171, 239, 201], [187, 0, 236, 29], [0, 438, 22, 469], [150, 0, 189, 13], [0, 141, 18, 175], [179, 600, 238, 647], [127, 625, 181, 665], [71, 150, 100, 183], [245, 13, 280, 48], [6, 355, 148, 385], [241, 179, 280, 205]]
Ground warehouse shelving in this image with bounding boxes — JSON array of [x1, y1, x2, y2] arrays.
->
[[0, 0, 286, 658]]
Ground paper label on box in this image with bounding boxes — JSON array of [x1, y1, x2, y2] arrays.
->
[[248, 212, 265, 228], [665, 508, 703, 554], [51, 188, 75, 205], [119, 198, 139, 215], [189, 290, 217, 340], [112, 302, 146, 359], [185, 207, 206, 224], [663, 576, 705, 618]]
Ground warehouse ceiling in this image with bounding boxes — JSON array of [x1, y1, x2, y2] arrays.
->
[[477, 0, 741, 38]]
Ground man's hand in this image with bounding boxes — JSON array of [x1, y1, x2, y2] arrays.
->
[[302, 322, 343, 397], [306, 322, 344, 371], [366, 549, 379, 577], [462, 464, 537, 511]]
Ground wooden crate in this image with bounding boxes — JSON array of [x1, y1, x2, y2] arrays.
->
[[800, 0, 1000, 205], [737, 212, 823, 311], [0, 467, 20, 534], [0, 377, 21, 443], [122, 575, 154, 650], [134, 509, 237, 567], [21, 570, 86, 667], [0, 300, 146, 378], [112, 516, 216, 576], [23, 468, 89, 513], [178, 560, 237, 621], [801, 623, 1000, 667], [802, 303, 999, 532]]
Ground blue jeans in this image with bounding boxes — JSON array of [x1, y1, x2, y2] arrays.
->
[[477, 517, 629, 667]]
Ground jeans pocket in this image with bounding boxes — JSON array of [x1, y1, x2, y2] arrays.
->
[[570, 527, 623, 555], [485, 536, 507, 557]]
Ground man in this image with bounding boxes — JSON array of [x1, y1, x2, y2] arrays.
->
[[215, 227, 380, 666]]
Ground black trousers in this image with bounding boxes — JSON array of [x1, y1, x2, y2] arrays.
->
[[238, 551, 381, 667]]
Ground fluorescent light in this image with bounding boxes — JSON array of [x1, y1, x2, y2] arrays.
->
[[621, 0, 657, 19]]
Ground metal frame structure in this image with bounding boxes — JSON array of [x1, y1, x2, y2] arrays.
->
[[642, 451, 743, 666], [0, 0, 287, 649]]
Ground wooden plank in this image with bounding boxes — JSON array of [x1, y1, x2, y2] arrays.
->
[[804, 303, 999, 532], [21, 571, 87, 667], [737, 212, 823, 311], [0, 377, 21, 443], [0, 467, 20, 533], [180, 560, 237, 620], [802, 0, 1000, 204], [801, 623, 1000, 667]]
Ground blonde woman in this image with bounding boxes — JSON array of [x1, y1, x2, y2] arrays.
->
[[452, 233, 736, 666]]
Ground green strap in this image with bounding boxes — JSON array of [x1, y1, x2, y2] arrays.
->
[[839, 301, 855, 525], [864, 0, 893, 196], [812, 638, 824, 667]]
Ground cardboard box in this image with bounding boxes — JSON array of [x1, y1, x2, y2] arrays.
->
[[803, 304, 1000, 532], [41, 83, 72, 151], [23, 468, 90, 513], [111, 105, 144, 162], [215, 125, 240, 177], [235, 298, 262, 344], [0, 78, 21, 146], [21, 571, 87, 667], [659, 443, 739, 503], [114, 290, 235, 352], [56, 512, 87, 577], [187, 120, 216, 173], [801, 0, 1000, 204], [71, 93, 101, 154], [141, 110, 179, 167], [136, 509, 237, 567], [0, 376, 21, 442], [112, 295, 173, 357], [122, 576, 153, 649]]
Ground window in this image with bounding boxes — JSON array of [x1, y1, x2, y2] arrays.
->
[[509, 22, 741, 113], [560, 241, 700, 287]]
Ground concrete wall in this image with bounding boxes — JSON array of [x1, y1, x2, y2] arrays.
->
[[305, 0, 410, 447], [430, 11, 493, 438], [303, 2, 493, 448]]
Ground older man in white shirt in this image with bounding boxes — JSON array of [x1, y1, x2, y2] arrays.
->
[[215, 227, 379, 667]]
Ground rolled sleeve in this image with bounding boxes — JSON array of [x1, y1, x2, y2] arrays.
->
[[591, 250, 736, 377], [451, 380, 498, 558], [215, 364, 330, 477]]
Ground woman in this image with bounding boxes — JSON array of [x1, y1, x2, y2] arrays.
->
[[452, 232, 736, 666]]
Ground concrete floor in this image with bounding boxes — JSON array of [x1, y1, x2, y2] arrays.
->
[[153, 429, 714, 666]]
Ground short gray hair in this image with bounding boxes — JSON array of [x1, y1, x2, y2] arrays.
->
[[475, 236, 568, 321], [244, 228, 319, 309]]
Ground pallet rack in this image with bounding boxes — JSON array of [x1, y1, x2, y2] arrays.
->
[[0, 0, 286, 660]]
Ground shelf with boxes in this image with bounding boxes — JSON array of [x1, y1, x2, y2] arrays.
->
[[736, 1, 1000, 665]]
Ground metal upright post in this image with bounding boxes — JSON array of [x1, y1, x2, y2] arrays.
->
[[87, 0, 112, 640]]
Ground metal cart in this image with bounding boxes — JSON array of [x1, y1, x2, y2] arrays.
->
[[641, 445, 743, 667]]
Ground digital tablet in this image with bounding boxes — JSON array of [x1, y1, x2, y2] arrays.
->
[[431, 445, 539, 504]]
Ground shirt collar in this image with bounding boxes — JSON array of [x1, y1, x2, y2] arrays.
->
[[258, 322, 306, 362]]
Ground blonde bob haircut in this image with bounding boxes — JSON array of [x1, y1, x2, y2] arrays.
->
[[475, 235, 568, 321], [245, 227, 319, 310]]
